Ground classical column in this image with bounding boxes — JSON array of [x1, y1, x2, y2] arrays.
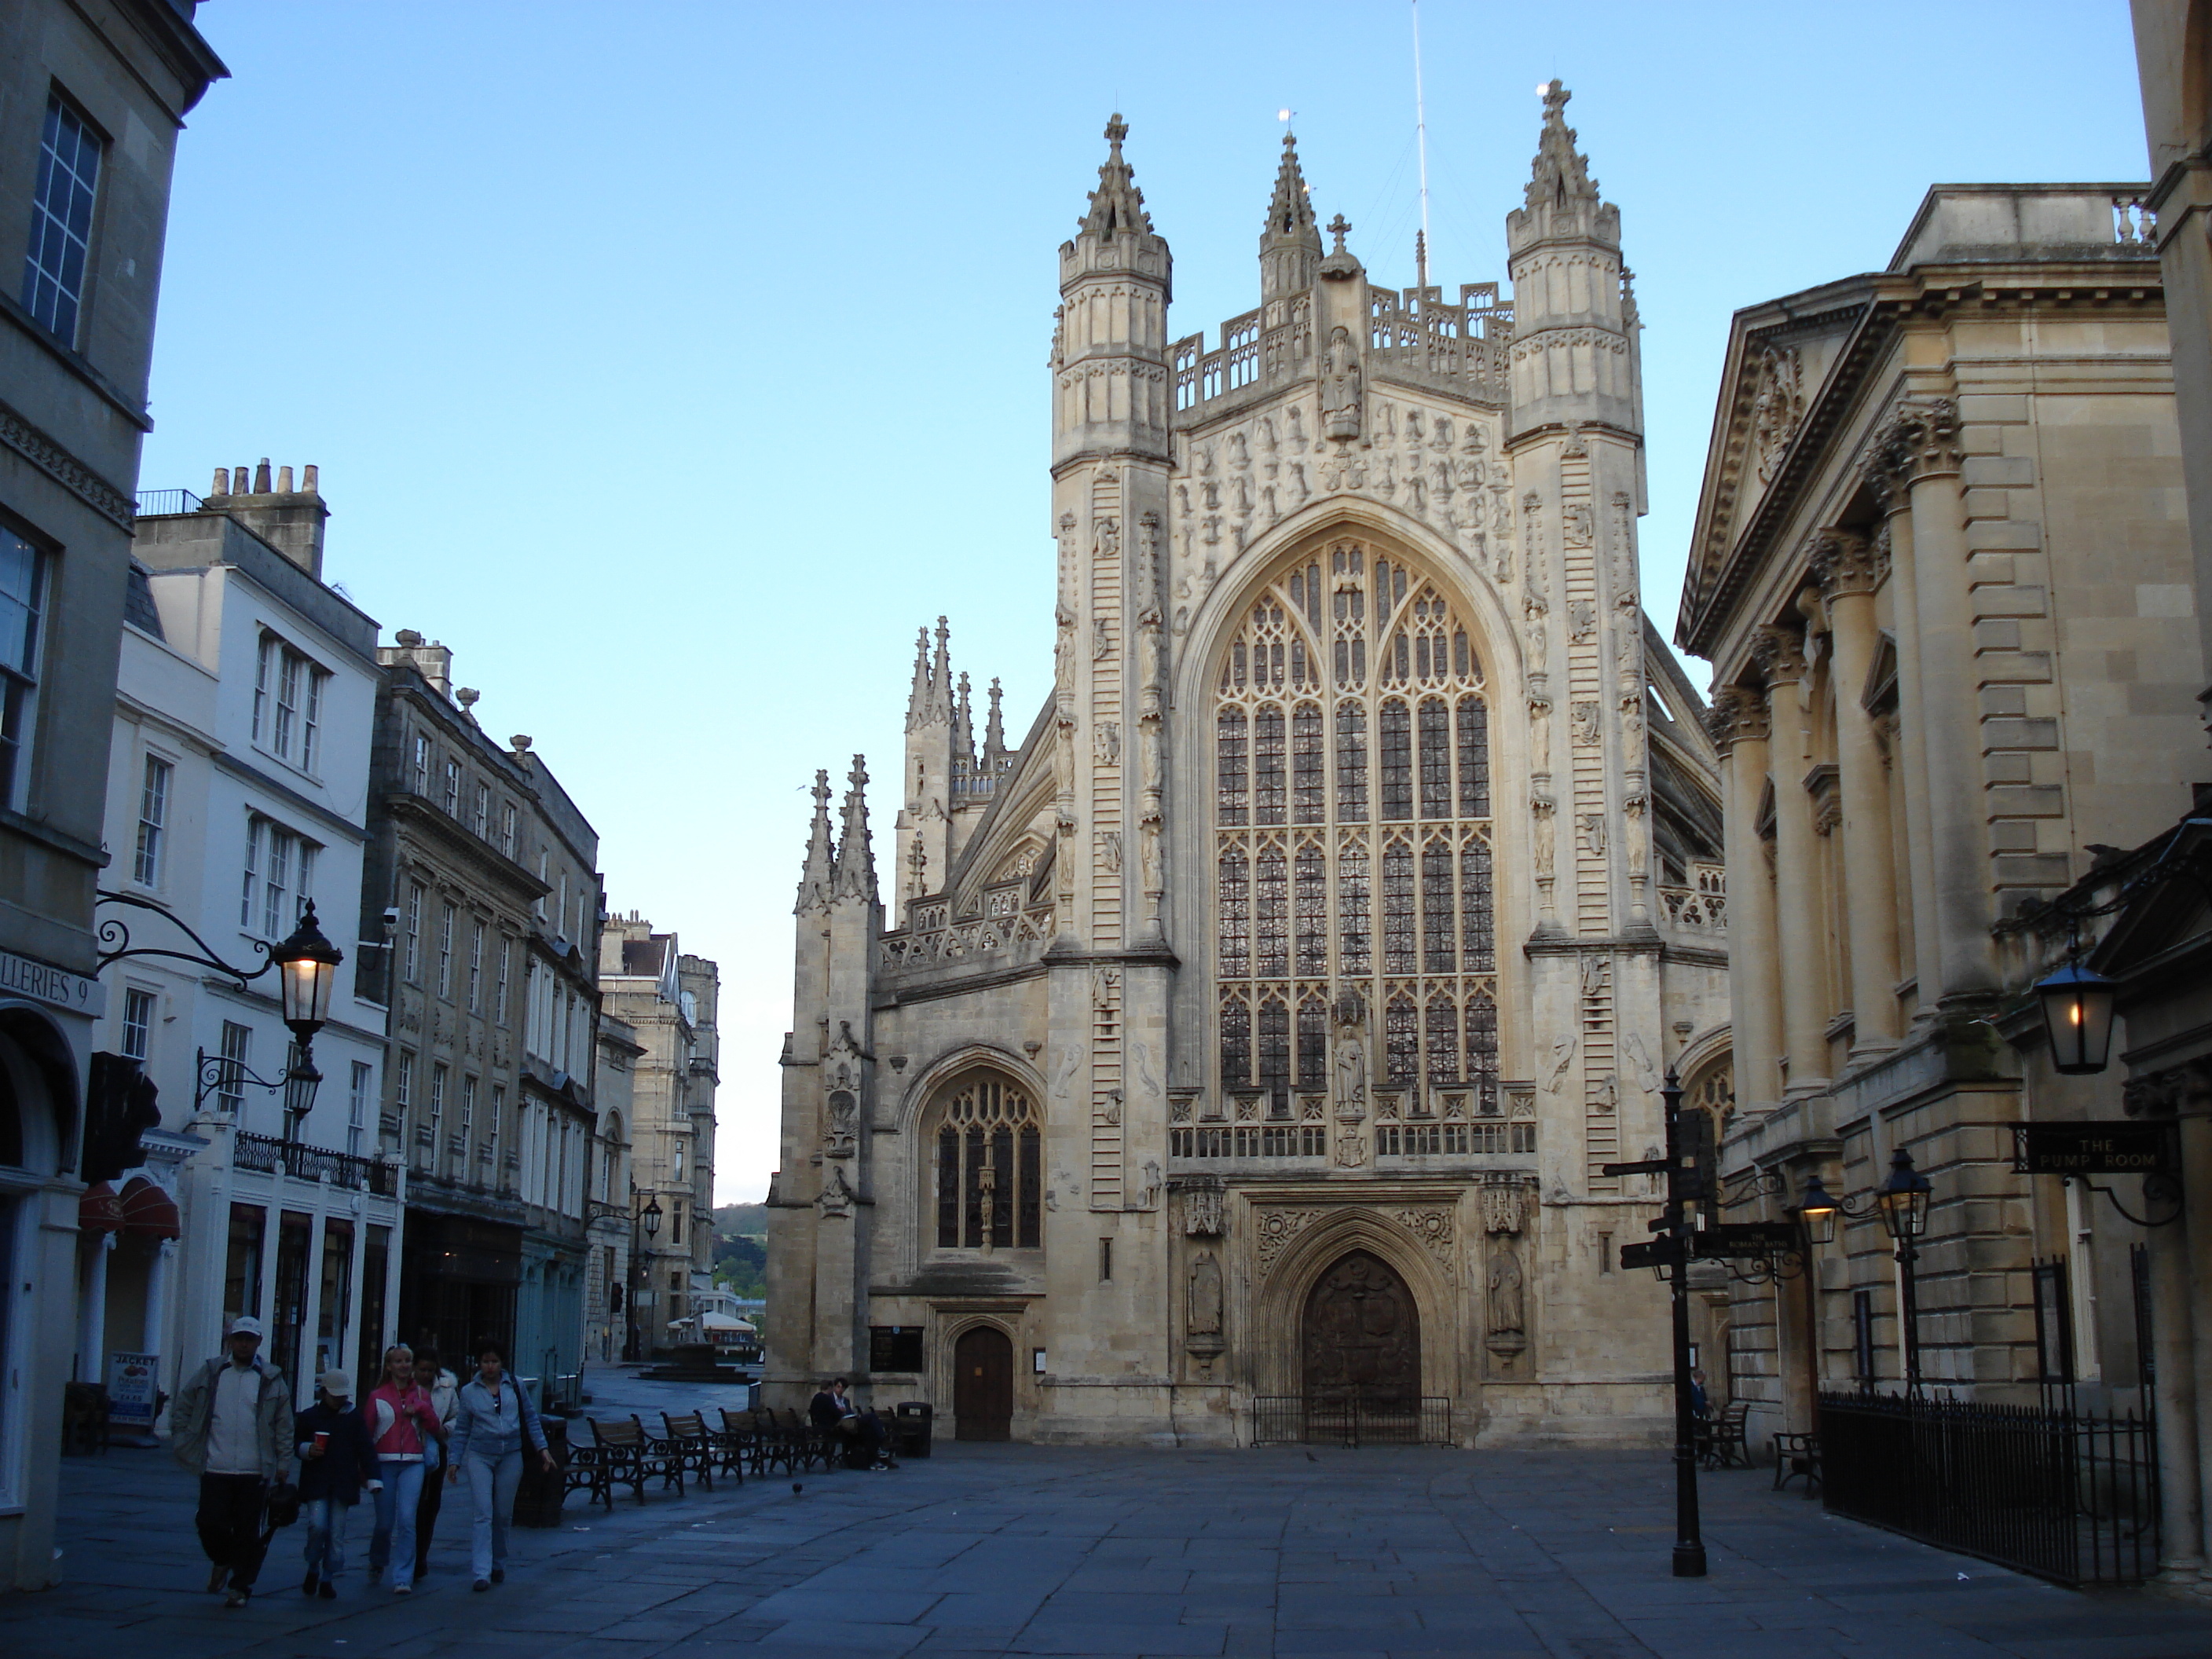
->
[[1813, 532, 1903, 1060], [142, 1236, 174, 1355], [77, 1231, 114, 1384], [1708, 690, 1782, 1111], [1869, 400, 1994, 1007], [1753, 625, 1830, 1095]]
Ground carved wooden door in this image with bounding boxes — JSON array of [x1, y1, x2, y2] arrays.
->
[[954, 1324, 1013, 1441], [1301, 1250, 1419, 1401]]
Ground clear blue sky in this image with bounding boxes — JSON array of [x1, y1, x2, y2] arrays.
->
[[141, 2, 2151, 1201]]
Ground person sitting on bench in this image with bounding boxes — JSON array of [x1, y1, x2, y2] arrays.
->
[[808, 1379, 898, 1470]]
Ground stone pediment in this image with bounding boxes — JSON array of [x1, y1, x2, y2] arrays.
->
[[1677, 282, 1875, 654]]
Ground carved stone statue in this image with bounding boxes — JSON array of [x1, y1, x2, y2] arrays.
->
[[826, 1020, 862, 1090], [1141, 821, 1164, 893], [1189, 1251, 1223, 1335], [1331, 991, 1370, 1117], [1321, 326, 1362, 441], [1487, 1245, 1525, 1335]]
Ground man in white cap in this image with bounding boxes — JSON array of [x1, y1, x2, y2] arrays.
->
[[170, 1315, 295, 1606]]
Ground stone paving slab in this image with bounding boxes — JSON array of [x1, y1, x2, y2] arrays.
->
[[7, 1367, 2212, 1657]]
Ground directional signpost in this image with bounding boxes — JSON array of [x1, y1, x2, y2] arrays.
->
[[1602, 1073, 1708, 1578]]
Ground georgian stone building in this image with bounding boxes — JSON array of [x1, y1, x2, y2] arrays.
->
[[1, 0, 222, 1592], [767, 90, 1728, 1445], [362, 634, 602, 1379], [1676, 184, 2196, 1459], [599, 916, 718, 1353]]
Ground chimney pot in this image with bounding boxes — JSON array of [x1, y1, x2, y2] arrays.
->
[[233, 465, 249, 494], [302, 463, 318, 493], [209, 466, 227, 498], [255, 459, 272, 493], [276, 465, 294, 493]]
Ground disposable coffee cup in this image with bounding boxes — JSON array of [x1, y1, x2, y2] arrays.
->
[[313, 1431, 328, 1452]]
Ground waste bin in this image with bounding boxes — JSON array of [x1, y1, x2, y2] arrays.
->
[[512, 1415, 569, 1528], [894, 1401, 933, 1459]]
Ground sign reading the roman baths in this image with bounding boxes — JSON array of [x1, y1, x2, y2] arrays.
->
[[2011, 1122, 2177, 1176]]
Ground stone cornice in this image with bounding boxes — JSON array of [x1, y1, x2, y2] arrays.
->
[[0, 388, 138, 526]]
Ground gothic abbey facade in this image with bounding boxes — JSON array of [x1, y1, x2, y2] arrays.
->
[[765, 87, 1731, 1445]]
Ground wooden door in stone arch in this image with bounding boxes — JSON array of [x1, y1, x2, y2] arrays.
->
[[953, 1324, 1013, 1441], [1301, 1249, 1420, 1401]]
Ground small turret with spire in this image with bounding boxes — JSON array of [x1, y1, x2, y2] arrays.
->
[[834, 755, 876, 903], [982, 677, 1008, 778], [796, 769, 835, 914], [1260, 128, 1321, 304]]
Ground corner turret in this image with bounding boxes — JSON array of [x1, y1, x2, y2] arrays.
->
[[1504, 82, 1639, 447], [1259, 130, 1321, 305], [1053, 115, 1173, 468]]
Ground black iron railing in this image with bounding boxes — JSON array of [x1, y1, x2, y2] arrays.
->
[[1251, 1394, 1452, 1448], [1819, 1390, 2159, 1585], [234, 1130, 396, 1196], [134, 487, 203, 518]]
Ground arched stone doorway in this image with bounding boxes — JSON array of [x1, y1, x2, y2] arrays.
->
[[953, 1324, 1013, 1441], [1301, 1249, 1420, 1401]]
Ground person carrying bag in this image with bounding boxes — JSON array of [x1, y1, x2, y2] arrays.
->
[[445, 1336, 552, 1591]]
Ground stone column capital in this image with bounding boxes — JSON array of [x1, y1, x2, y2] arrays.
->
[[1862, 395, 1964, 507], [1750, 624, 1811, 686], [1704, 686, 1771, 753], [1808, 529, 1881, 598]]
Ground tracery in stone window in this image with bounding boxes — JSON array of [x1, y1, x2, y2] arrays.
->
[[1335, 701, 1368, 821], [1254, 708, 1287, 826], [1254, 841, 1288, 978], [933, 1075, 1042, 1250], [1379, 700, 1413, 819], [1294, 842, 1328, 976], [1291, 703, 1324, 822], [1212, 538, 1497, 1130]]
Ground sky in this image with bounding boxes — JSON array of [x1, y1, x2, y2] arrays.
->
[[140, 2, 2153, 1202]]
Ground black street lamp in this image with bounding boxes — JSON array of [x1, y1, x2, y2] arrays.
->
[[1875, 1148, 1932, 1393], [2034, 961, 2119, 1075], [1798, 1152, 1934, 1391], [641, 1195, 664, 1239], [111, 891, 345, 1137]]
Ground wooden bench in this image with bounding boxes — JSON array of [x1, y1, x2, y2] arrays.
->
[[780, 1408, 835, 1472], [583, 1415, 681, 1502], [1774, 1430, 1822, 1495], [659, 1411, 716, 1491], [563, 1419, 614, 1509], [712, 1407, 757, 1481], [1699, 1401, 1752, 1470]]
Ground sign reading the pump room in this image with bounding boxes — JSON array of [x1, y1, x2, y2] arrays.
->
[[2012, 1122, 2176, 1176]]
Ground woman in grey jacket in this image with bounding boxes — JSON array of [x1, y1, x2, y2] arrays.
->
[[445, 1337, 551, 1591]]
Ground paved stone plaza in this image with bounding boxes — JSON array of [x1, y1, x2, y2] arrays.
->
[[7, 1373, 2212, 1658]]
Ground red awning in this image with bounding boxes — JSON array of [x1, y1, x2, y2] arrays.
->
[[119, 1175, 181, 1240], [78, 1181, 123, 1235]]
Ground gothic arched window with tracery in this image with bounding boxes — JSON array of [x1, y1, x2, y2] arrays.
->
[[932, 1075, 1042, 1250], [1214, 540, 1496, 1118]]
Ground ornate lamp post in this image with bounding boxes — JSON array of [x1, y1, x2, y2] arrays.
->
[[1798, 1149, 1934, 1390], [106, 892, 343, 1137]]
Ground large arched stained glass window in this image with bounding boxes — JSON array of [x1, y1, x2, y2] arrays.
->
[[933, 1076, 1042, 1250], [1214, 540, 1498, 1118]]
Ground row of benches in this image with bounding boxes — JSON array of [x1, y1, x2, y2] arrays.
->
[[562, 1408, 859, 1507]]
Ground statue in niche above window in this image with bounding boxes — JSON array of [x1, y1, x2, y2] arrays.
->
[[1331, 992, 1370, 1119], [1321, 327, 1362, 441]]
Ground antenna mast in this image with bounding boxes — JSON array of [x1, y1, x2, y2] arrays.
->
[[1412, 0, 1431, 292]]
